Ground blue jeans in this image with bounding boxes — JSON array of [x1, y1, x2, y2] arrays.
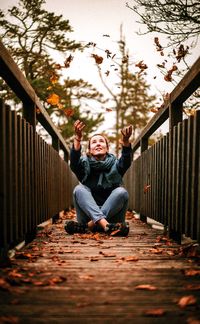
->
[[73, 184, 129, 224]]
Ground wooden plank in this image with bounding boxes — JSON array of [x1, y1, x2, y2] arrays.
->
[[0, 211, 200, 323]]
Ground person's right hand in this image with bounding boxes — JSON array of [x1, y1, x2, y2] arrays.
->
[[74, 120, 85, 140]]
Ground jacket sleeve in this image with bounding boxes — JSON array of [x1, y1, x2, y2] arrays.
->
[[117, 145, 133, 176], [70, 145, 85, 182]]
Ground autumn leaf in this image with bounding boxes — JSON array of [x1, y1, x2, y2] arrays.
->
[[183, 269, 200, 276], [135, 284, 157, 290], [150, 107, 159, 113], [47, 93, 60, 106], [50, 74, 59, 84], [106, 108, 112, 112], [54, 63, 62, 70], [103, 34, 110, 37], [0, 316, 19, 323], [99, 251, 116, 257], [185, 284, 200, 291], [90, 256, 99, 261], [64, 54, 73, 68], [105, 49, 112, 58], [105, 70, 110, 76], [144, 308, 165, 316], [178, 295, 197, 308], [79, 274, 94, 280], [175, 44, 189, 62], [144, 184, 151, 193], [135, 60, 148, 73], [0, 278, 12, 291], [92, 54, 103, 64], [63, 108, 74, 117], [154, 37, 163, 55]]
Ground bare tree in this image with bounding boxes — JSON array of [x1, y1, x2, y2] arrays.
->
[[126, 0, 200, 46]]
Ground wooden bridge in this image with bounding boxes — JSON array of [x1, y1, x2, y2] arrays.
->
[[0, 41, 200, 323]]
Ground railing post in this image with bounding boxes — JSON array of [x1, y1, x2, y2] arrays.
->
[[168, 99, 183, 243], [140, 137, 148, 222]]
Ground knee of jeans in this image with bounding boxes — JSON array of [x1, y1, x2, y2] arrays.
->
[[73, 184, 90, 198], [116, 187, 129, 201]]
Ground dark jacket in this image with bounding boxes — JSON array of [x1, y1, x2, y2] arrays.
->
[[70, 145, 133, 205]]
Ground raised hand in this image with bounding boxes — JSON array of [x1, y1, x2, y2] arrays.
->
[[121, 125, 133, 146], [74, 120, 85, 140]]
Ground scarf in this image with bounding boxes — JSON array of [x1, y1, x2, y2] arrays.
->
[[80, 153, 122, 189]]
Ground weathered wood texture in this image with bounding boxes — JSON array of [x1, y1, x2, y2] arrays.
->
[[0, 211, 200, 323], [125, 110, 200, 243], [0, 101, 76, 259], [0, 41, 68, 154]]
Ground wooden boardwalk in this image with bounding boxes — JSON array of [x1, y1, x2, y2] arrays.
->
[[0, 210, 200, 324]]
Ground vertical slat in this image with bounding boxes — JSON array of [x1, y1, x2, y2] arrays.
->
[[5, 107, 13, 245], [185, 116, 194, 237], [11, 111, 18, 245], [175, 122, 182, 233], [191, 111, 200, 239], [171, 126, 178, 232], [17, 115, 23, 241], [180, 119, 188, 234], [22, 118, 27, 236], [163, 135, 169, 227], [0, 101, 7, 254]]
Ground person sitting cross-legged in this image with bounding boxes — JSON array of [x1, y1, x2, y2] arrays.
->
[[65, 120, 133, 236]]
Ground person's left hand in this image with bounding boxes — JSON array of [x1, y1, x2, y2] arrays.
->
[[121, 125, 133, 143]]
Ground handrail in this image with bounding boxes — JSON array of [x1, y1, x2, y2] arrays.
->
[[0, 41, 69, 156], [132, 56, 200, 153]]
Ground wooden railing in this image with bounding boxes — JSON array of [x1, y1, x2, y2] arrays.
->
[[124, 56, 200, 243], [0, 41, 77, 261]]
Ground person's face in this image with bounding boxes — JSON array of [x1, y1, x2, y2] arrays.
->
[[89, 135, 108, 158]]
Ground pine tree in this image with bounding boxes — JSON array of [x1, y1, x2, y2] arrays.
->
[[0, 0, 106, 139]]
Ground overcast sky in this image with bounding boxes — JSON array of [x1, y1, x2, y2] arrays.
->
[[1, 0, 200, 133]]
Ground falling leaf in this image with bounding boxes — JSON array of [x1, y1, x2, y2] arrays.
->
[[175, 44, 189, 62], [103, 34, 110, 37], [135, 284, 157, 290], [64, 54, 73, 68], [91, 54, 103, 64], [105, 70, 110, 76], [105, 49, 112, 58], [47, 93, 60, 106], [135, 60, 148, 72], [178, 295, 197, 308], [106, 108, 112, 112], [144, 308, 165, 316]]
